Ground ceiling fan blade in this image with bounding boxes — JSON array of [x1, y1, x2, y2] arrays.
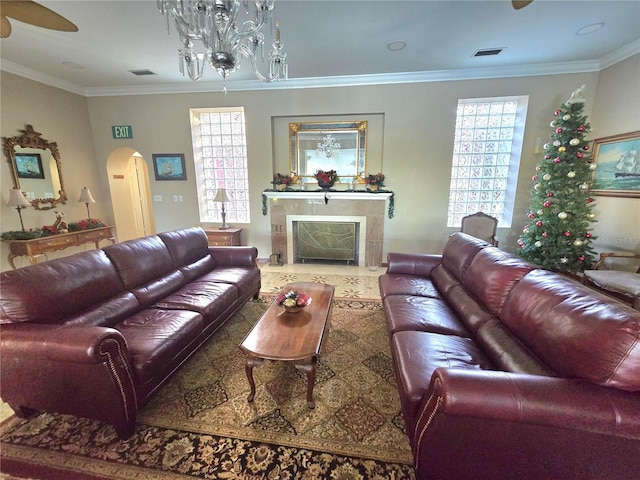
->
[[512, 0, 534, 9], [0, 0, 77, 32], [1, 14, 11, 37]]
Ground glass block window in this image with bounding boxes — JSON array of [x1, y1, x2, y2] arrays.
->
[[447, 96, 528, 228], [190, 107, 250, 224]]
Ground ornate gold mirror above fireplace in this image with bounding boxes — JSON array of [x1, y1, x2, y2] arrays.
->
[[289, 121, 367, 184], [3, 125, 67, 210]]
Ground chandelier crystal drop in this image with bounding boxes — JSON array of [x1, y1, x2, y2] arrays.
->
[[157, 0, 289, 88], [317, 134, 341, 159]]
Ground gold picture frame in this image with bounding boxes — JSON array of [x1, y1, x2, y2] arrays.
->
[[591, 130, 640, 198]]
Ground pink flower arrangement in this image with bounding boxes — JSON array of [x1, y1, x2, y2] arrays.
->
[[273, 173, 292, 185], [364, 172, 385, 187]]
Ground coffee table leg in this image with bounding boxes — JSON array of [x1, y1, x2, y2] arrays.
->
[[295, 359, 317, 409], [245, 357, 263, 403]]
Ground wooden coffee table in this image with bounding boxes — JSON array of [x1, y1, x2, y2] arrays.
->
[[239, 281, 334, 408]]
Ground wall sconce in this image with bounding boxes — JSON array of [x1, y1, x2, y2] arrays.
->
[[7, 188, 32, 231], [213, 188, 230, 230], [78, 187, 96, 219]]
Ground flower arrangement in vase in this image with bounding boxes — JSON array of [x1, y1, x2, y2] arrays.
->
[[364, 173, 385, 191], [273, 172, 293, 190], [315, 169, 338, 190]]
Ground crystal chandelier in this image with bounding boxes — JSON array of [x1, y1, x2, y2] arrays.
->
[[317, 134, 341, 159], [157, 0, 288, 90]]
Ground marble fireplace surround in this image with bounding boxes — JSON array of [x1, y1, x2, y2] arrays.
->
[[263, 192, 392, 266]]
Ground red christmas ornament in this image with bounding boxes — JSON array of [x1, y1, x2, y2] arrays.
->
[[554, 109, 561, 116], [564, 231, 571, 237], [577, 152, 584, 158], [528, 212, 535, 219], [556, 127, 563, 133], [553, 158, 561, 163], [545, 155, 551, 159], [586, 232, 592, 238], [532, 175, 538, 181], [583, 145, 590, 151], [579, 256, 585, 261], [577, 126, 585, 131], [547, 192, 554, 197], [542, 232, 548, 237], [586, 197, 594, 203], [544, 201, 551, 208], [536, 221, 543, 227]]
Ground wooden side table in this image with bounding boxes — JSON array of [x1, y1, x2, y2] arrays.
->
[[204, 227, 242, 246], [4, 226, 116, 270]]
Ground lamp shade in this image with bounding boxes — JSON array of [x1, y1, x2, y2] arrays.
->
[[7, 188, 31, 208], [78, 187, 96, 204], [213, 188, 230, 203]]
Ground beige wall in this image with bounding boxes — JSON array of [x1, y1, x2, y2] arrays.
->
[[0, 73, 113, 271], [589, 54, 640, 254], [2, 54, 638, 272]]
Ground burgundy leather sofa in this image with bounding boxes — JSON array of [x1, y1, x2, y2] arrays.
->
[[379, 232, 640, 480], [0, 227, 260, 438]]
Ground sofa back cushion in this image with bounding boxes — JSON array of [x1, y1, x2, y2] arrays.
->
[[158, 227, 211, 268], [103, 235, 175, 289], [441, 233, 490, 282], [465, 247, 536, 316], [501, 269, 640, 391], [0, 250, 124, 325]]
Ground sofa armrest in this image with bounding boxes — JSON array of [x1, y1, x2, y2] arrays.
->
[[412, 368, 640, 479], [1, 323, 138, 438], [386, 252, 442, 276], [208, 246, 258, 267]]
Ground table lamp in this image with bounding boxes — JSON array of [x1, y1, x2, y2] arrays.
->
[[213, 188, 230, 229], [7, 188, 32, 231], [78, 187, 96, 219]]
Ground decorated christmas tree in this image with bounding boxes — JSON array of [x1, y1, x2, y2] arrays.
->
[[517, 85, 597, 273]]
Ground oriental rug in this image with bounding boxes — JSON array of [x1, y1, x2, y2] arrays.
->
[[0, 298, 415, 479]]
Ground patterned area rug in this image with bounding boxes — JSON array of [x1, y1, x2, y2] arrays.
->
[[1, 298, 415, 479]]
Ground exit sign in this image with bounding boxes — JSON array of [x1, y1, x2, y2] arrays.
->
[[112, 125, 133, 139]]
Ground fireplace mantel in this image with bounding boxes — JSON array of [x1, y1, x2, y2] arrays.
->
[[262, 190, 394, 218]]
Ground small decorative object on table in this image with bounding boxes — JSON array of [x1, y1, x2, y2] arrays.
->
[[315, 169, 338, 190], [364, 172, 385, 191], [276, 290, 312, 313], [52, 211, 69, 234], [273, 172, 292, 190]]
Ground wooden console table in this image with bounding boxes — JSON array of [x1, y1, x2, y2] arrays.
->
[[5, 226, 115, 270]]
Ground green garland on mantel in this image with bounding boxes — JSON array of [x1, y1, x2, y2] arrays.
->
[[262, 189, 395, 219]]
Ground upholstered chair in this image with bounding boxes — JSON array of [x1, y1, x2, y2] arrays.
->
[[582, 252, 640, 310], [460, 212, 499, 246]]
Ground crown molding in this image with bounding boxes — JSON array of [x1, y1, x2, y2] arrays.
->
[[3, 41, 639, 98]]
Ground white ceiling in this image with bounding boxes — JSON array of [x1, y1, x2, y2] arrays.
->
[[1, 0, 639, 96]]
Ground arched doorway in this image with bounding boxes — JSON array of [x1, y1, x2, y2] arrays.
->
[[106, 147, 155, 241]]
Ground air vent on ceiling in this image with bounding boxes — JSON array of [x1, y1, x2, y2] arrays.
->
[[473, 48, 504, 57], [129, 69, 157, 76]]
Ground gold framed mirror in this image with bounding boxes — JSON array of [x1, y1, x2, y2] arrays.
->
[[289, 121, 367, 183], [3, 125, 67, 210]]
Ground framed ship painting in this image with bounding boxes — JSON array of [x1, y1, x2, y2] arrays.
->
[[152, 154, 187, 181], [591, 131, 640, 198]]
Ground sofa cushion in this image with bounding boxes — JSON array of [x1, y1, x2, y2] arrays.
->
[[501, 269, 640, 391], [154, 281, 238, 327], [65, 292, 141, 328], [465, 247, 536, 316], [441, 232, 489, 282], [0, 250, 124, 325], [194, 267, 261, 298], [476, 319, 555, 375], [158, 227, 211, 268], [115, 309, 204, 383], [378, 274, 441, 299], [384, 295, 470, 337], [390, 331, 495, 432], [103, 235, 175, 289], [430, 264, 459, 296], [179, 255, 217, 282], [439, 285, 496, 334]]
